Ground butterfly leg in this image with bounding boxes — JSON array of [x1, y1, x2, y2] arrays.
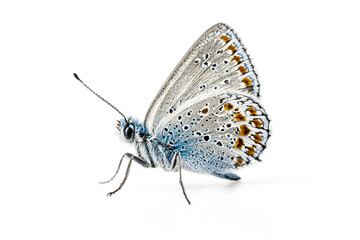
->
[[104, 153, 148, 197], [99, 153, 149, 184], [98, 154, 126, 184], [174, 151, 191, 205]]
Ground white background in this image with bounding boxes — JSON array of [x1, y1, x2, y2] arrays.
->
[[1, 0, 359, 239]]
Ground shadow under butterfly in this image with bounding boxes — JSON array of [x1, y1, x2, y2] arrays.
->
[[75, 23, 271, 204]]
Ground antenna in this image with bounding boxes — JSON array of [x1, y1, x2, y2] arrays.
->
[[74, 73, 127, 122]]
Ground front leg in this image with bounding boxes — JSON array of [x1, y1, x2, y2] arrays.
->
[[100, 153, 149, 197], [99, 153, 150, 184]]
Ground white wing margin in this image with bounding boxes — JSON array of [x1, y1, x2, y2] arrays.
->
[[145, 23, 260, 133]]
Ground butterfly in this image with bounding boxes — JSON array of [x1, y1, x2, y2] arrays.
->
[[75, 23, 270, 204]]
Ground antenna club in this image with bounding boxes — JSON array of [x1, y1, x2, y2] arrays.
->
[[73, 73, 82, 82]]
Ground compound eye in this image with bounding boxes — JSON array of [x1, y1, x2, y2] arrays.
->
[[124, 123, 135, 140]]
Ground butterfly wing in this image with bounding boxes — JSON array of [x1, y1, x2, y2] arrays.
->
[[145, 23, 260, 133], [156, 91, 270, 179], [144, 23, 269, 178]]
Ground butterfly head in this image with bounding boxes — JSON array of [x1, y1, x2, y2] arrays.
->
[[117, 118, 148, 143]]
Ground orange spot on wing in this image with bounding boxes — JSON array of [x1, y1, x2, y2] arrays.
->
[[201, 108, 209, 114], [234, 138, 244, 150], [224, 103, 234, 111], [253, 133, 262, 143], [239, 125, 251, 136], [231, 55, 242, 64], [246, 146, 255, 156], [227, 45, 237, 53], [238, 66, 248, 74], [247, 106, 257, 116], [251, 119, 263, 128], [220, 35, 230, 43], [241, 77, 252, 87], [235, 157, 243, 167], [234, 113, 246, 121]]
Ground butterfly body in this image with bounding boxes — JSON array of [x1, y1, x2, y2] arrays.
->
[[76, 23, 270, 203]]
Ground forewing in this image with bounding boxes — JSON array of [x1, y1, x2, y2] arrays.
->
[[145, 23, 260, 133], [157, 93, 270, 177]]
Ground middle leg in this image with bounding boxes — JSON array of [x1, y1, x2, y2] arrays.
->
[[173, 151, 191, 205]]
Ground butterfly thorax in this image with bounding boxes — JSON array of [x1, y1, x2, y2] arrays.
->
[[118, 118, 177, 170]]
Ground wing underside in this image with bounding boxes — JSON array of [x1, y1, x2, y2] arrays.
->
[[143, 23, 270, 179]]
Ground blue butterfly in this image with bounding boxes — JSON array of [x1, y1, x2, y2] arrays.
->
[[75, 23, 270, 204]]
